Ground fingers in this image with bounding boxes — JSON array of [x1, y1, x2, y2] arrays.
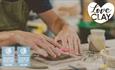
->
[[55, 32, 74, 54], [73, 34, 79, 55], [43, 35, 62, 48], [71, 32, 81, 55], [53, 47, 61, 56], [30, 39, 58, 58], [45, 44, 60, 58], [60, 36, 67, 48], [55, 35, 67, 48], [24, 40, 48, 57], [55, 34, 63, 45], [17, 35, 49, 57], [24, 33, 61, 58], [75, 34, 81, 54], [31, 45, 48, 57], [35, 39, 60, 58], [55, 31, 81, 56], [67, 35, 74, 54], [12, 31, 62, 58]]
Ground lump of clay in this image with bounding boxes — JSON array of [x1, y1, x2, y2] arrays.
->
[[40, 54, 71, 61]]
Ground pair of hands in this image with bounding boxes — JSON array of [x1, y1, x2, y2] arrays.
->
[[0, 25, 81, 58]]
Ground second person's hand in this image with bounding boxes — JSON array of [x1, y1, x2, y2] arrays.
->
[[55, 25, 81, 56]]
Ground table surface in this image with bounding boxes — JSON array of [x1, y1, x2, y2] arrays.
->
[[0, 39, 115, 70]]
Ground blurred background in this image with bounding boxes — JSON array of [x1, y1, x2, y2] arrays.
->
[[27, 0, 115, 43]]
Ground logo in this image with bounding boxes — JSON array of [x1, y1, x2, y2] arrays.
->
[[17, 47, 30, 66], [88, 2, 114, 24], [2, 47, 15, 66], [2, 47, 30, 67]]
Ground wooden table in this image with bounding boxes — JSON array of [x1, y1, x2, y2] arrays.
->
[[0, 39, 115, 70]]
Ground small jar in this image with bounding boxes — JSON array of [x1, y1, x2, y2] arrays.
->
[[88, 29, 106, 52]]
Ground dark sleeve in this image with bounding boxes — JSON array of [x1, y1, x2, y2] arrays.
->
[[25, 0, 52, 13]]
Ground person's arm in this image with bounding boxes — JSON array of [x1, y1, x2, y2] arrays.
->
[[26, 0, 80, 55], [0, 31, 16, 46], [39, 10, 66, 34], [39, 10, 81, 55], [26, 0, 66, 34], [0, 30, 62, 58]]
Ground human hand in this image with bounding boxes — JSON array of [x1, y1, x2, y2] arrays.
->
[[0, 30, 62, 58], [55, 25, 81, 56]]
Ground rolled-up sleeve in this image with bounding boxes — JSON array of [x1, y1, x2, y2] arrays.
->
[[26, 0, 52, 13]]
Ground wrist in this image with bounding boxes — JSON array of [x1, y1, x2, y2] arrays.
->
[[9, 30, 22, 44], [64, 24, 78, 31]]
